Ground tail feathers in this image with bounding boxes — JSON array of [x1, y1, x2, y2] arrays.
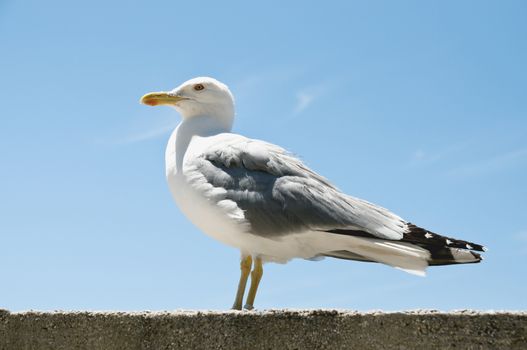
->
[[404, 223, 487, 252], [322, 237, 483, 277], [404, 224, 484, 266], [325, 223, 486, 269], [427, 247, 482, 266], [323, 236, 431, 276]]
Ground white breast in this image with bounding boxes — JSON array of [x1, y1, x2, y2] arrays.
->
[[165, 129, 259, 254], [164, 128, 338, 263]]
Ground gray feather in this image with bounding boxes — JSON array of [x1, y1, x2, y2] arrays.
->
[[186, 135, 406, 240]]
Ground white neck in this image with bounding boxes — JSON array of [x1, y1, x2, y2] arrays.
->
[[179, 102, 235, 132], [178, 114, 233, 138], [167, 114, 233, 174]]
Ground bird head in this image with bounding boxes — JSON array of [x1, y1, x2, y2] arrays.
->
[[141, 77, 235, 128]]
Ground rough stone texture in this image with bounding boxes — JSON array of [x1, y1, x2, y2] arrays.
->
[[0, 309, 526, 350]]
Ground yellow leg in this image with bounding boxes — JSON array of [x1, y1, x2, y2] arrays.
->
[[244, 257, 263, 310], [232, 255, 252, 310]]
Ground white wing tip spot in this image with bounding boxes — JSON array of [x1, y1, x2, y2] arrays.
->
[[466, 244, 473, 250], [424, 232, 433, 239], [446, 239, 452, 245], [482, 246, 488, 252]]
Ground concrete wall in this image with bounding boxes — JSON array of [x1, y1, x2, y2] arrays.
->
[[1, 309, 526, 350]]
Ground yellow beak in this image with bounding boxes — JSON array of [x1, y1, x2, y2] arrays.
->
[[140, 92, 187, 106]]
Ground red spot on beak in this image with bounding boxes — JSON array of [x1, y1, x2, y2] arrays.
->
[[142, 98, 158, 106]]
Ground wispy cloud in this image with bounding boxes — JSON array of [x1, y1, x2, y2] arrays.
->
[[230, 66, 308, 101], [446, 147, 527, 178], [96, 114, 179, 145], [408, 139, 475, 167], [292, 84, 328, 115], [410, 149, 443, 165], [293, 91, 317, 114], [412, 149, 426, 161], [231, 69, 339, 130], [119, 119, 178, 144]]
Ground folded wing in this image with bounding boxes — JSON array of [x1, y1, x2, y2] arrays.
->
[[185, 134, 485, 273]]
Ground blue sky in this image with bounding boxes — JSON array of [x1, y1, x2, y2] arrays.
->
[[1, 1, 526, 311]]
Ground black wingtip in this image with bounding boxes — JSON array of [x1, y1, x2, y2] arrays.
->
[[405, 223, 486, 252]]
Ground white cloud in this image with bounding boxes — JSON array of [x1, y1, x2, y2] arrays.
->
[[292, 83, 329, 116], [95, 113, 179, 145], [446, 147, 527, 178], [408, 139, 475, 167], [230, 66, 307, 101], [119, 119, 178, 144], [294, 91, 316, 114]]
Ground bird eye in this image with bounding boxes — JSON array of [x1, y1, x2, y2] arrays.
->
[[193, 84, 205, 91]]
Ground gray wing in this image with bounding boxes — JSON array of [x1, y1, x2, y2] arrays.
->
[[186, 134, 407, 240]]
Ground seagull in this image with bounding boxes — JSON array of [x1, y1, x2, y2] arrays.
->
[[140, 77, 486, 310]]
